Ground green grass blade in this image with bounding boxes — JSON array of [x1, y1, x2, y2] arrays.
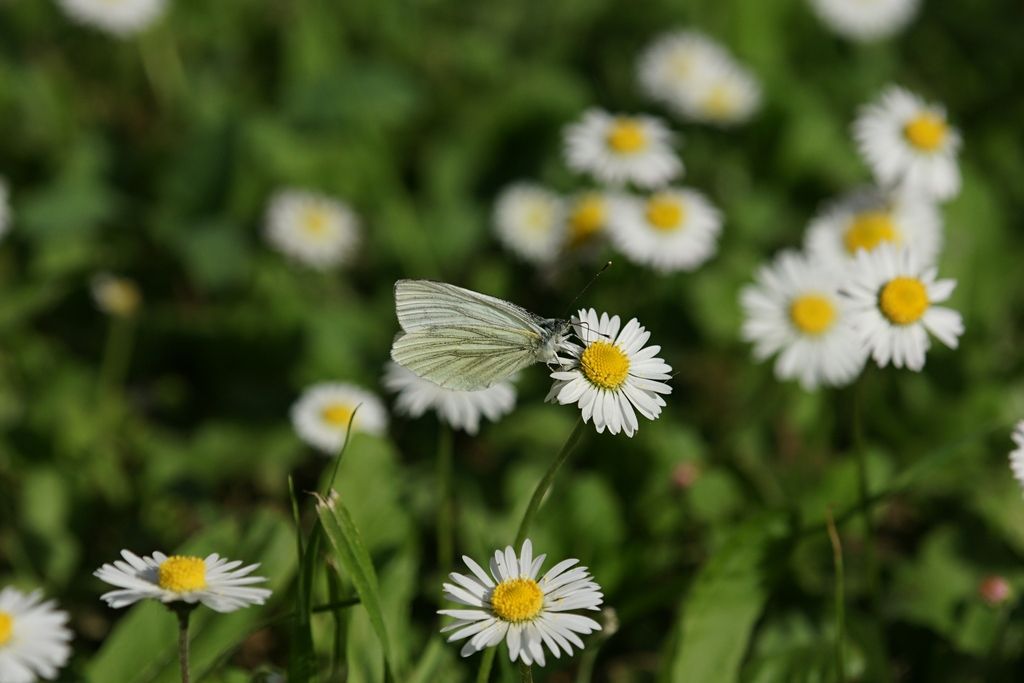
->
[[288, 476, 317, 683], [316, 490, 401, 681]]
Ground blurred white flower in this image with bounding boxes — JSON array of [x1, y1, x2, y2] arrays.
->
[[0, 178, 9, 241], [291, 382, 387, 455], [1010, 422, 1024, 496], [493, 183, 566, 264], [638, 30, 730, 106], [681, 58, 762, 127], [805, 187, 943, 268], [58, 0, 168, 37], [548, 309, 672, 437], [564, 191, 612, 249], [563, 109, 682, 189], [854, 86, 962, 202], [439, 539, 603, 666], [265, 189, 360, 270], [91, 273, 141, 317], [842, 245, 963, 371], [0, 588, 72, 683], [607, 188, 722, 273], [95, 551, 271, 613], [383, 362, 516, 435], [808, 0, 920, 42], [638, 31, 760, 126], [741, 250, 866, 390]]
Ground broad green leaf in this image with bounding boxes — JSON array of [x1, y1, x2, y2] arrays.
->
[[663, 516, 790, 683]]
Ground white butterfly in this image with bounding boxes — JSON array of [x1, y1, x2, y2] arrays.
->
[[390, 279, 573, 391]]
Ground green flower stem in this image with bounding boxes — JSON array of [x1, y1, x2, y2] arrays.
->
[[518, 660, 534, 682], [172, 605, 196, 683], [825, 509, 846, 682], [438, 423, 455, 573], [97, 315, 135, 399], [476, 418, 586, 683], [852, 380, 879, 598], [137, 24, 189, 108], [514, 418, 586, 547], [475, 648, 496, 683]]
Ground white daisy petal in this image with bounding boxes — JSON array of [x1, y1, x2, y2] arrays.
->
[[548, 309, 672, 437], [563, 109, 682, 189], [290, 382, 388, 456], [94, 551, 272, 614], [58, 0, 167, 36], [809, 0, 920, 42], [608, 188, 722, 273], [741, 249, 867, 389], [438, 539, 603, 665], [383, 362, 516, 435], [264, 188, 361, 270], [841, 244, 963, 371], [853, 86, 962, 202]]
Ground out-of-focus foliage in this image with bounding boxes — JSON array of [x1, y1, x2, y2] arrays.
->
[[2, 0, 1024, 681]]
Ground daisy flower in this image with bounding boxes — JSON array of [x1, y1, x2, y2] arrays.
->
[[493, 183, 566, 264], [57, 0, 167, 37], [740, 250, 867, 389], [805, 187, 942, 268], [291, 382, 388, 455], [637, 30, 730, 107], [564, 191, 612, 248], [607, 188, 722, 273], [91, 272, 142, 317], [95, 551, 271, 613], [0, 588, 72, 683], [547, 309, 672, 437], [853, 86, 962, 202], [383, 362, 516, 435], [0, 178, 10, 241], [1009, 421, 1024, 495], [563, 109, 682, 189], [264, 189, 360, 270], [439, 539, 603, 666], [680, 57, 762, 127], [842, 245, 964, 371], [808, 0, 920, 42]]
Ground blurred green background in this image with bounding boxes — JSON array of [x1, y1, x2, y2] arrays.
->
[[2, 0, 1024, 680]]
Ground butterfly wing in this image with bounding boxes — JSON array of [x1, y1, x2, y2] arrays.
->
[[391, 280, 547, 390]]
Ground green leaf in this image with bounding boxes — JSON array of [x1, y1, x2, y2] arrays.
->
[[663, 516, 790, 683], [316, 490, 402, 681]]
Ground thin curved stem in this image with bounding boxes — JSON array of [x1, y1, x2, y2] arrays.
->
[[514, 418, 585, 547]]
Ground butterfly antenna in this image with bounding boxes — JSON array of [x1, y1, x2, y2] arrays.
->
[[562, 261, 612, 319]]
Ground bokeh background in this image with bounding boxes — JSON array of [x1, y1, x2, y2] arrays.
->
[[3, 0, 1024, 681]]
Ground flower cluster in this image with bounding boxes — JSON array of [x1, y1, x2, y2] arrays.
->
[[493, 28, 759, 273], [741, 85, 964, 387]]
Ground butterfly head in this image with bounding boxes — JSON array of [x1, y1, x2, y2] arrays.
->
[[538, 318, 574, 363]]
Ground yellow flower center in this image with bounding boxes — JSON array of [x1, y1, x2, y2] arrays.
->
[[789, 294, 836, 335], [645, 195, 685, 232], [580, 340, 630, 390], [302, 208, 330, 236], [879, 277, 929, 325], [158, 556, 207, 593], [844, 211, 899, 254], [702, 84, 736, 119], [568, 195, 605, 245], [903, 113, 948, 152], [669, 51, 695, 78], [97, 279, 141, 316], [490, 578, 544, 623], [0, 612, 12, 646], [524, 202, 553, 233], [606, 119, 647, 153], [321, 403, 354, 427]]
